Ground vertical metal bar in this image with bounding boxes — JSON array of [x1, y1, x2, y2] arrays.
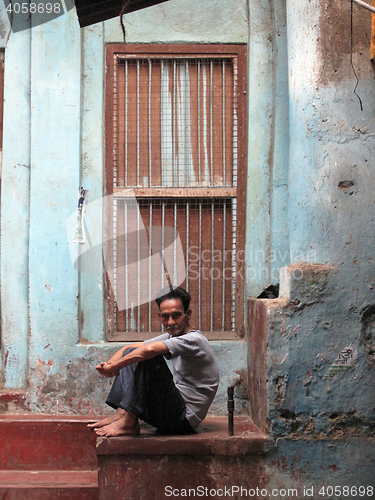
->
[[174, 201, 177, 286], [222, 60, 226, 186], [210, 60, 213, 187], [149, 59, 152, 187], [137, 60, 140, 186], [210, 201, 214, 331], [198, 201, 202, 331], [186, 201, 189, 290], [113, 198, 118, 331], [162, 201, 165, 291], [113, 56, 118, 187], [197, 60, 201, 186], [228, 386, 234, 436], [149, 201, 152, 332], [232, 57, 238, 188], [202, 62, 208, 185], [125, 200, 129, 332], [137, 199, 140, 331], [185, 59, 189, 187], [231, 58, 238, 331], [173, 60, 177, 187], [112, 55, 118, 329], [125, 60, 128, 187], [228, 378, 241, 436], [160, 59, 164, 187], [222, 200, 226, 330], [231, 198, 237, 331]]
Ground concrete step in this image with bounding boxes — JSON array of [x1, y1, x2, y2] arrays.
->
[[0, 471, 98, 499], [96, 415, 269, 500], [0, 489, 97, 500], [0, 414, 97, 471], [0, 415, 99, 499]]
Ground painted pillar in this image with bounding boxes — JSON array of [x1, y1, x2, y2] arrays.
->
[[286, 0, 324, 264], [80, 24, 105, 343], [246, 0, 289, 298], [1, 16, 31, 388], [286, 0, 375, 305], [27, 8, 81, 402], [269, 0, 289, 282]]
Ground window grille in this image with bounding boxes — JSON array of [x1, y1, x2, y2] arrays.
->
[[105, 45, 247, 340]]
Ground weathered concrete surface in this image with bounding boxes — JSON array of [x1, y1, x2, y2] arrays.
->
[[262, 265, 375, 438], [282, 0, 375, 438], [244, 0, 375, 490], [0, 13, 31, 389], [263, 437, 375, 494], [104, 0, 248, 43], [248, 264, 375, 491]]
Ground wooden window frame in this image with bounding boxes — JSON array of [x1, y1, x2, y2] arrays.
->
[[105, 44, 247, 341]]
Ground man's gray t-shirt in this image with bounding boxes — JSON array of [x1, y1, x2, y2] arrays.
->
[[145, 330, 219, 428]]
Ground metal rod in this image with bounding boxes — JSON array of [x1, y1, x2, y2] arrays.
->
[[352, 0, 375, 14], [186, 201, 189, 289], [197, 60, 201, 185], [173, 60, 177, 186], [222, 201, 226, 330], [210, 60, 213, 186], [113, 199, 118, 331], [148, 202, 152, 332], [137, 200, 140, 329], [210, 202, 214, 331], [125, 201, 129, 330], [113, 56, 118, 188], [227, 377, 241, 436], [125, 60, 128, 187], [198, 201, 202, 331], [227, 387, 235, 437], [136, 60, 140, 186], [231, 199, 237, 331], [222, 60, 226, 186], [174, 200, 177, 287], [149, 59, 152, 186]]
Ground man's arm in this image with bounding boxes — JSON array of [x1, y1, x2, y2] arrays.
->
[[96, 341, 169, 377], [106, 343, 144, 364]]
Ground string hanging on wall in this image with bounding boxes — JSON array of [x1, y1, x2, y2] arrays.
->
[[120, 0, 132, 42], [350, 0, 364, 111]]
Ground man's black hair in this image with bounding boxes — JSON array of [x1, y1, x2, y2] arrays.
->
[[155, 287, 191, 313]]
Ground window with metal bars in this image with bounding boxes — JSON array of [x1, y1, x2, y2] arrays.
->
[[105, 44, 247, 340]]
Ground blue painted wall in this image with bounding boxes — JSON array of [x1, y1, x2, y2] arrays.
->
[[1, 0, 374, 491]]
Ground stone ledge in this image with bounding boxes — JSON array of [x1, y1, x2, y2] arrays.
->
[[96, 416, 269, 456]]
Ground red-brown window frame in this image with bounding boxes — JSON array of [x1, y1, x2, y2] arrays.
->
[[105, 43, 247, 341]]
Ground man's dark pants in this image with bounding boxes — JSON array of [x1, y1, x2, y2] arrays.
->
[[106, 348, 193, 434]]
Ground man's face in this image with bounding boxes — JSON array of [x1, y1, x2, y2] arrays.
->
[[158, 298, 192, 337]]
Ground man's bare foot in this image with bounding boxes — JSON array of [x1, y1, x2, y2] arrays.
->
[[88, 408, 126, 430], [94, 411, 140, 437]]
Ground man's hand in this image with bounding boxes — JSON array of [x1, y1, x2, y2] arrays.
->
[[96, 361, 120, 378], [95, 342, 169, 378]]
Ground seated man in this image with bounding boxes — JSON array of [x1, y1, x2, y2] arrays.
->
[[88, 287, 220, 437]]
